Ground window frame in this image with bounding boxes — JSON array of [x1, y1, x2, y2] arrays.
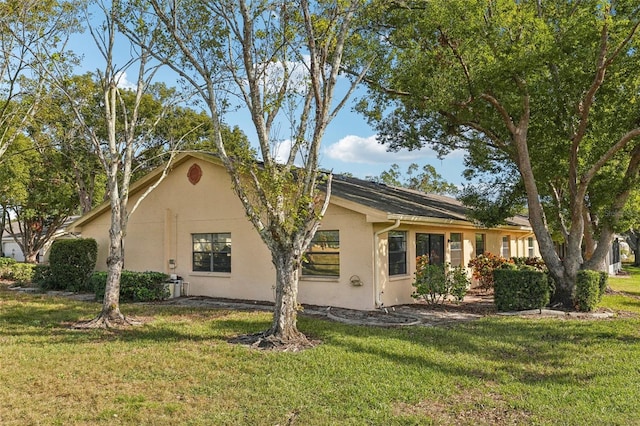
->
[[192, 232, 232, 273], [416, 233, 445, 265], [475, 233, 486, 257], [449, 232, 463, 267], [527, 237, 535, 258], [301, 230, 340, 277], [388, 230, 407, 276], [501, 235, 510, 258]]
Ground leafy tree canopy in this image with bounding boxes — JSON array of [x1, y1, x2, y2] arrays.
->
[[356, 0, 640, 304], [368, 163, 458, 196]]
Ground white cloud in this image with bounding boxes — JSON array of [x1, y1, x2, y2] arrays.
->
[[272, 139, 293, 164], [114, 71, 137, 90], [324, 134, 439, 164]]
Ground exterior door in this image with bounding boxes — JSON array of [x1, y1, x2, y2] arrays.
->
[[416, 233, 445, 265]]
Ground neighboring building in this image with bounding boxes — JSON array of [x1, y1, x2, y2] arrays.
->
[[71, 153, 539, 310], [1, 216, 79, 263]]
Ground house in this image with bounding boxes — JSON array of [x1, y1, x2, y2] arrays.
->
[[1, 216, 79, 263], [71, 153, 539, 310]]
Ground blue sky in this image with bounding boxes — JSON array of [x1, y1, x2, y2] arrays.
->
[[211, 79, 468, 185], [70, 29, 467, 187]]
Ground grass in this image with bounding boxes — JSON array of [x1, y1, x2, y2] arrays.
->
[[600, 264, 640, 313], [2, 278, 640, 425]]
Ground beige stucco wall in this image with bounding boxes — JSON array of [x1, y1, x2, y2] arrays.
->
[[77, 158, 378, 310], [298, 205, 376, 310], [76, 155, 539, 311]]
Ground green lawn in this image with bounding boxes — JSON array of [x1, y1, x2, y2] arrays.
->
[[600, 264, 640, 313], [2, 282, 640, 425]]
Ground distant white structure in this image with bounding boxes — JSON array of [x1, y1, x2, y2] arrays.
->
[[1, 216, 79, 263]]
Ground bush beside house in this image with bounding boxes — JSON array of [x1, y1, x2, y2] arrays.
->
[[36, 239, 98, 292], [467, 253, 511, 291], [412, 255, 470, 305], [574, 270, 606, 312], [91, 270, 170, 302], [493, 268, 551, 311], [0, 257, 35, 284]]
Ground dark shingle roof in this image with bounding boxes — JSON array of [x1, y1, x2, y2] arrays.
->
[[329, 174, 531, 228]]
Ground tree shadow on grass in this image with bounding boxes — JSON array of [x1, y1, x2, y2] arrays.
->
[[303, 316, 640, 387], [0, 292, 273, 345]]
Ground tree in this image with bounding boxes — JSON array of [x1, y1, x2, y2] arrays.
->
[[370, 163, 458, 195], [621, 190, 640, 267], [0, 135, 78, 263], [43, 73, 215, 214], [40, 74, 107, 214], [358, 0, 640, 306], [46, 0, 191, 327], [0, 0, 79, 160], [625, 229, 640, 267], [120, 0, 370, 348]]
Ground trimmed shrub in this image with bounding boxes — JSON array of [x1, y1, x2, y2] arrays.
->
[[493, 269, 551, 312], [11, 263, 35, 284], [574, 270, 601, 312], [0, 258, 35, 284], [87, 271, 107, 299], [597, 271, 608, 303], [92, 270, 170, 302], [33, 265, 54, 289], [48, 239, 98, 292], [0, 257, 18, 279]]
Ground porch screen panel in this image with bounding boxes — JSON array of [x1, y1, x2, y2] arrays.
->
[[389, 231, 407, 275]]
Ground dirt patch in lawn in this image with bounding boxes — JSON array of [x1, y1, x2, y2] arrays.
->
[[393, 383, 532, 425]]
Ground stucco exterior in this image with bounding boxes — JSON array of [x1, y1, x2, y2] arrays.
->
[[72, 153, 539, 310]]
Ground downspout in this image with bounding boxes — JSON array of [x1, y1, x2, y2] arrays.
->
[[373, 219, 401, 308]]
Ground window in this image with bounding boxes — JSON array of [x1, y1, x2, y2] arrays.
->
[[449, 233, 463, 267], [388, 231, 407, 276], [192, 233, 231, 272], [528, 237, 535, 258], [501, 236, 510, 258], [302, 230, 340, 277], [475, 233, 486, 257], [416, 233, 444, 265]]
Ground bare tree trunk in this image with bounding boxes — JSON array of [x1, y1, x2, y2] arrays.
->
[[238, 246, 314, 350], [101, 237, 125, 322], [0, 209, 5, 257], [269, 250, 305, 341], [76, 188, 134, 327], [584, 227, 614, 272]]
